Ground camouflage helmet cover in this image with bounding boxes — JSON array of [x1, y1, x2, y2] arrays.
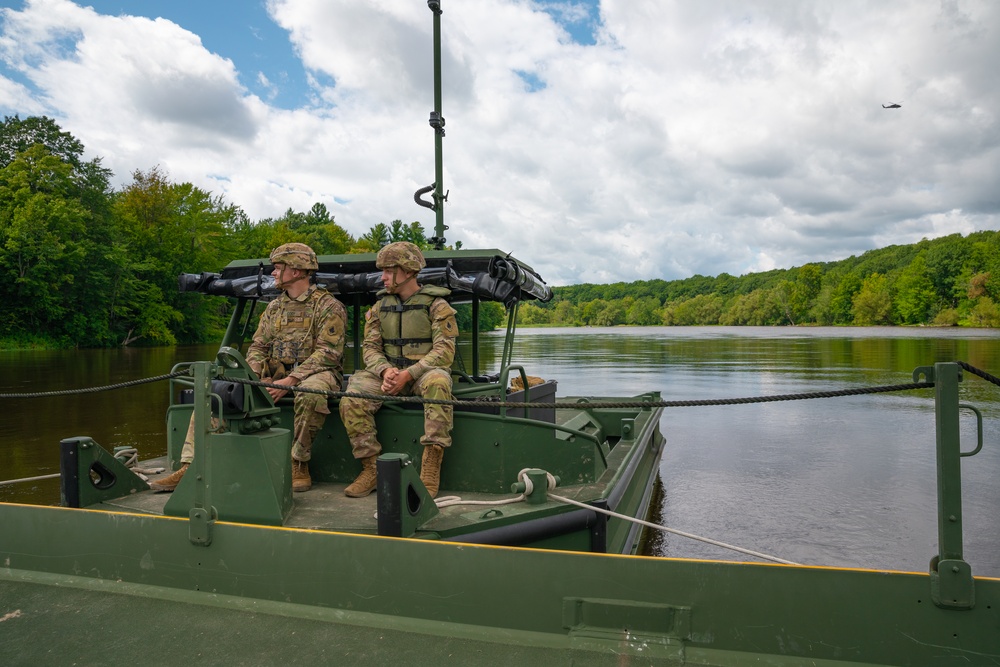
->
[[376, 241, 426, 273], [269, 243, 318, 271]]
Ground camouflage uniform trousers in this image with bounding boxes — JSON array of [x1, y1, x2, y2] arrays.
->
[[180, 370, 341, 463], [339, 367, 453, 459]]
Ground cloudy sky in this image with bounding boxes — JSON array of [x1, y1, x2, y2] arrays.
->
[[1, 0, 998, 285]]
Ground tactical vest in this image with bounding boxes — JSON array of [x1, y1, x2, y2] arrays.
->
[[379, 285, 451, 368], [267, 288, 326, 367]]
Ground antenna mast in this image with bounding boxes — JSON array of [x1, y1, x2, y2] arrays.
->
[[414, 0, 448, 249]]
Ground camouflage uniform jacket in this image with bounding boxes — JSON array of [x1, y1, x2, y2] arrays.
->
[[363, 286, 458, 381], [246, 284, 347, 382]]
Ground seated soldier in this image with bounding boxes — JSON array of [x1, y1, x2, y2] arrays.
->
[[152, 243, 346, 493], [339, 242, 458, 498]]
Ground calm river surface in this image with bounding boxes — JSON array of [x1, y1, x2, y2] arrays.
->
[[2, 326, 999, 576]]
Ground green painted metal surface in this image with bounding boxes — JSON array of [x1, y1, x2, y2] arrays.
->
[[1, 502, 998, 665], [376, 453, 439, 537], [59, 436, 149, 507]]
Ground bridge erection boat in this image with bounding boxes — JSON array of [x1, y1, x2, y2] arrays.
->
[[1, 3, 998, 665]]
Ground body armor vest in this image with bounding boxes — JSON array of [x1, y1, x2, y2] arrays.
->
[[379, 285, 451, 367], [267, 289, 325, 366]]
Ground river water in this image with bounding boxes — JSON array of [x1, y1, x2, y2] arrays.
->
[[2, 326, 999, 577]]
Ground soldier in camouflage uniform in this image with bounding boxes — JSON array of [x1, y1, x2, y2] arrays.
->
[[340, 241, 458, 499], [151, 243, 347, 494]]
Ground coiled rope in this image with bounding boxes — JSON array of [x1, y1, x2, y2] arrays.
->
[[434, 467, 559, 509]]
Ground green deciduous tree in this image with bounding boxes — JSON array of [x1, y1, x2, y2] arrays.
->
[[0, 145, 88, 336], [851, 273, 893, 325], [894, 252, 936, 324], [594, 300, 627, 326], [828, 272, 862, 324], [664, 294, 724, 325], [626, 297, 661, 326], [966, 297, 1000, 327], [517, 302, 551, 325], [720, 290, 769, 325], [113, 167, 241, 344], [456, 301, 506, 331], [0, 115, 85, 169], [288, 203, 355, 255]]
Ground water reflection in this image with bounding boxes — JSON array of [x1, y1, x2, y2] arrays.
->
[[2, 327, 998, 576]]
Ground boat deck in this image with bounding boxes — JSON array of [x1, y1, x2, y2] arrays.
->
[[101, 456, 590, 537], [75, 388, 664, 552]]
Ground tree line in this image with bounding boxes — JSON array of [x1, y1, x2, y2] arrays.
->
[[4, 115, 996, 350], [0, 115, 502, 349], [519, 230, 1000, 328]]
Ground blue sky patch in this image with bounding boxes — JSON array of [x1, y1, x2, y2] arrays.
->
[[81, 0, 312, 110], [515, 70, 546, 92], [537, 0, 600, 46]]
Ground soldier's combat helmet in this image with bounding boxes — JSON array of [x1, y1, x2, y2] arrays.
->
[[269, 243, 318, 271], [376, 241, 426, 274]]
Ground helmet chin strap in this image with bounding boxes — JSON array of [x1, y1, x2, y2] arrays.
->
[[275, 267, 308, 290], [385, 268, 416, 293]]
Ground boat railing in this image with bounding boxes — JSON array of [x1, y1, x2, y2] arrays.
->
[[922, 361, 982, 610]]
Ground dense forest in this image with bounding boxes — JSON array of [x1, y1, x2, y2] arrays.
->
[[521, 229, 1000, 328], [2, 115, 997, 350], [0, 115, 503, 349]]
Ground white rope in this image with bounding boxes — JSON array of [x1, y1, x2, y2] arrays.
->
[[434, 468, 557, 508], [0, 472, 61, 487], [434, 494, 522, 508], [430, 469, 796, 564], [0, 449, 164, 487], [113, 447, 164, 480], [548, 492, 800, 566]]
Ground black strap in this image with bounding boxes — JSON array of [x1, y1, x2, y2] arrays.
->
[[384, 336, 433, 346], [381, 303, 430, 313], [386, 355, 419, 369]]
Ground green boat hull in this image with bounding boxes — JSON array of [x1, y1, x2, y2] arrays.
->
[[2, 501, 997, 665]]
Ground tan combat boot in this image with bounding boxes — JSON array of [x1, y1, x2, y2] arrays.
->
[[292, 458, 312, 492], [420, 445, 444, 499], [149, 464, 189, 493], [344, 456, 377, 497]]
